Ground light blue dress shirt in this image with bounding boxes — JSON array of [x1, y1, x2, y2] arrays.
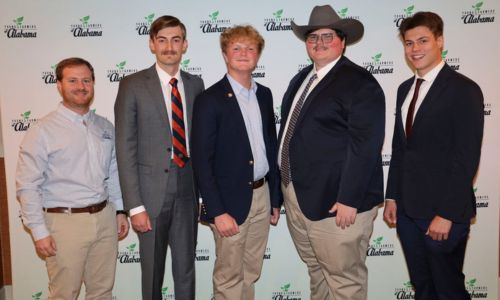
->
[[16, 103, 123, 240], [227, 74, 269, 181]]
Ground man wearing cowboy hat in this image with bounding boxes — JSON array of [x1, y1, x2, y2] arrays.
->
[[278, 5, 385, 299]]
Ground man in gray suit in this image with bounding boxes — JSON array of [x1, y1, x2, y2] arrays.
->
[[114, 15, 204, 300]]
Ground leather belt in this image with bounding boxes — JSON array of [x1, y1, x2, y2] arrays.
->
[[44, 200, 108, 214], [252, 177, 266, 189]]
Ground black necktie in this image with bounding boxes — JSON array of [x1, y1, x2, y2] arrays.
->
[[405, 78, 424, 139]]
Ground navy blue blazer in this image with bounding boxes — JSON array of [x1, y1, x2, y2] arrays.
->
[[278, 56, 386, 221], [191, 76, 282, 225], [386, 64, 484, 223]]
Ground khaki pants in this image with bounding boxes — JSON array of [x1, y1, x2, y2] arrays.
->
[[211, 182, 271, 300], [44, 203, 118, 300], [283, 183, 377, 300]]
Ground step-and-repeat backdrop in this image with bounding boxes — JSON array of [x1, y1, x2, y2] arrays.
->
[[1, 0, 498, 299]]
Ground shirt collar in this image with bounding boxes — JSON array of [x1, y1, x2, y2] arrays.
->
[[314, 55, 342, 81], [226, 73, 257, 98], [155, 63, 182, 87], [57, 102, 92, 124], [415, 60, 445, 84]]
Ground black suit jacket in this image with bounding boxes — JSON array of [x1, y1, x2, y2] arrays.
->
[[191, 76, 282, 225], [278, 56, 385, 221], [386, 64, 484, 223]]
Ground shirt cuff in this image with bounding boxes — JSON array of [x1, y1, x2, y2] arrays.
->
[[129, 205, 146, 216], [385, 198, 396, 202], [31, 224, 50, 241]]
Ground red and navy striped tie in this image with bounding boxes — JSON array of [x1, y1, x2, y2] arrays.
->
[[169, 77, 188, 167]]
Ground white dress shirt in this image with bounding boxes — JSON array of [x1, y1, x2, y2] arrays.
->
[[16, 103, 123, 240]]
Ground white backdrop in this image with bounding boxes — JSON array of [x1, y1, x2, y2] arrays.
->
[[0, 1, 498, 299]]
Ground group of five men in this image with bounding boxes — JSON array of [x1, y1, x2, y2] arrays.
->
[[16, 4, 483, 300]]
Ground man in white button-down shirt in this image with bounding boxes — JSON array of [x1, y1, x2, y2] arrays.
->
[[16, 57, 129, 300]]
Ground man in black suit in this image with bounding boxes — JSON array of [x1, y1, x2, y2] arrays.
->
[[384, 12, 484, 300], [191, 25, 281, 300], [279, 5, 385, 300]]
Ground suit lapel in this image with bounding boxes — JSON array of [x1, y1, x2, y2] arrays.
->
[[411, 65, 452, 133], [294, 56, 346, 129], [396, 78, 413, 143], [144, 65, 172, 134]]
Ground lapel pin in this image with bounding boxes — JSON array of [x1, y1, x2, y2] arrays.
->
[[227, 93, 233, 98]]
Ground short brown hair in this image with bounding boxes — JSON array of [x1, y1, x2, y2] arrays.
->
[[220, 25, 265, 54], [55, 57, 94, 81], [399, 11, 444, 39], [149, 15, 187, 40]]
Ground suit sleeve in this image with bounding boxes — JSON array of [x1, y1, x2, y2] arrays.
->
[[191, 92, 226, 219], [438, 81, 484, 220], [337, 77, 386, 209], [114, 78, 143, 211], [385, 86, 406, 202], [263, 87, 283, 209]]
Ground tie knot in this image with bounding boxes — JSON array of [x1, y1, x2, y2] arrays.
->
[[310, 73, 318, 82], [415, 78, 424, 88], [169, 77, 178, 87]]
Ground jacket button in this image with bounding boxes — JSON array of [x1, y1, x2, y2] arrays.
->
[[248, 181, 252, 186], [249, 160, 254, 165]]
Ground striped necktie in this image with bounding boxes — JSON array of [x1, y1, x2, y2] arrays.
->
[[170, 77, 188, 167], [281, 73, 318, 186]]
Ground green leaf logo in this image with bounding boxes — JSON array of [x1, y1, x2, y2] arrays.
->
[[338, 8, 349, 18], [307, 58, 313, 65], [14, 16, 24, 26], [91, 108, 96, 113], [161, 286, 168, 295], [116, 61, 127, 70], [32, 291, 43, 300], [126, 243, 136, 252], [21, 111, 31, 120], [441, 49, 448, 59], [80, 15, 90, 26], [473, 187, 478, 193], [373, 236, 383, 245], [404, 5, 415, 15], [145, 13, 155, 24], [180, 59, 190, 70], [209, 11, 219, 22], [281, 283, 291, 293], [404, 281, 413, 288], [472, 2, 483, 12], [273, 9, 284, 20], [51, 64, 57, 70], [467, 278, 477, 287], [372, 53, 382, 63]]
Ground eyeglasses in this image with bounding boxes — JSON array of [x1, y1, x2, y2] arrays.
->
[[306, 33, 336, 44]]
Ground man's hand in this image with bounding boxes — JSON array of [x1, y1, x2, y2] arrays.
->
[[426, 215, 452, 241], [35, 235, 57, 257], [214, 213, 239, 237], [270, 207, 280, 226], [383, 200, 397, 226], [329, 202, 357, 229], [117, 214, 130, 239], [130, 211, 152, 233]]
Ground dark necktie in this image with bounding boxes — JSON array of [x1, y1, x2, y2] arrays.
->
[[405, 78, 424, 139], [281, 73, 318, 187], [169, 78, 188, 167]]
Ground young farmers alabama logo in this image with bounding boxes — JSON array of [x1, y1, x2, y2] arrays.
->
[[70, 15, 103, 37], [271, 283, 302, 300], [200, 11, 231, 33], [264, 9, 293, 31], [12, 111, 37, 132], [41, 64, 58, 84], [461, 2, 495, 24], [117, 243, 140, 264], [394, 5, 416, 27], [367, 236, 395, 257], [107, 61, 138, 83], [362, 53, 394, 75], [4, 16, 37, 38], [136, 13, 155, 36]]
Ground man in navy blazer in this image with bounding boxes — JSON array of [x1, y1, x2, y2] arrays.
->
[[279, 5, 385, 300], [384, 12, 484, 300], [191, 25, 281, 300]]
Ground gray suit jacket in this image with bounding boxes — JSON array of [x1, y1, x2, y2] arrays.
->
[[114, 64, 204, 218]]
